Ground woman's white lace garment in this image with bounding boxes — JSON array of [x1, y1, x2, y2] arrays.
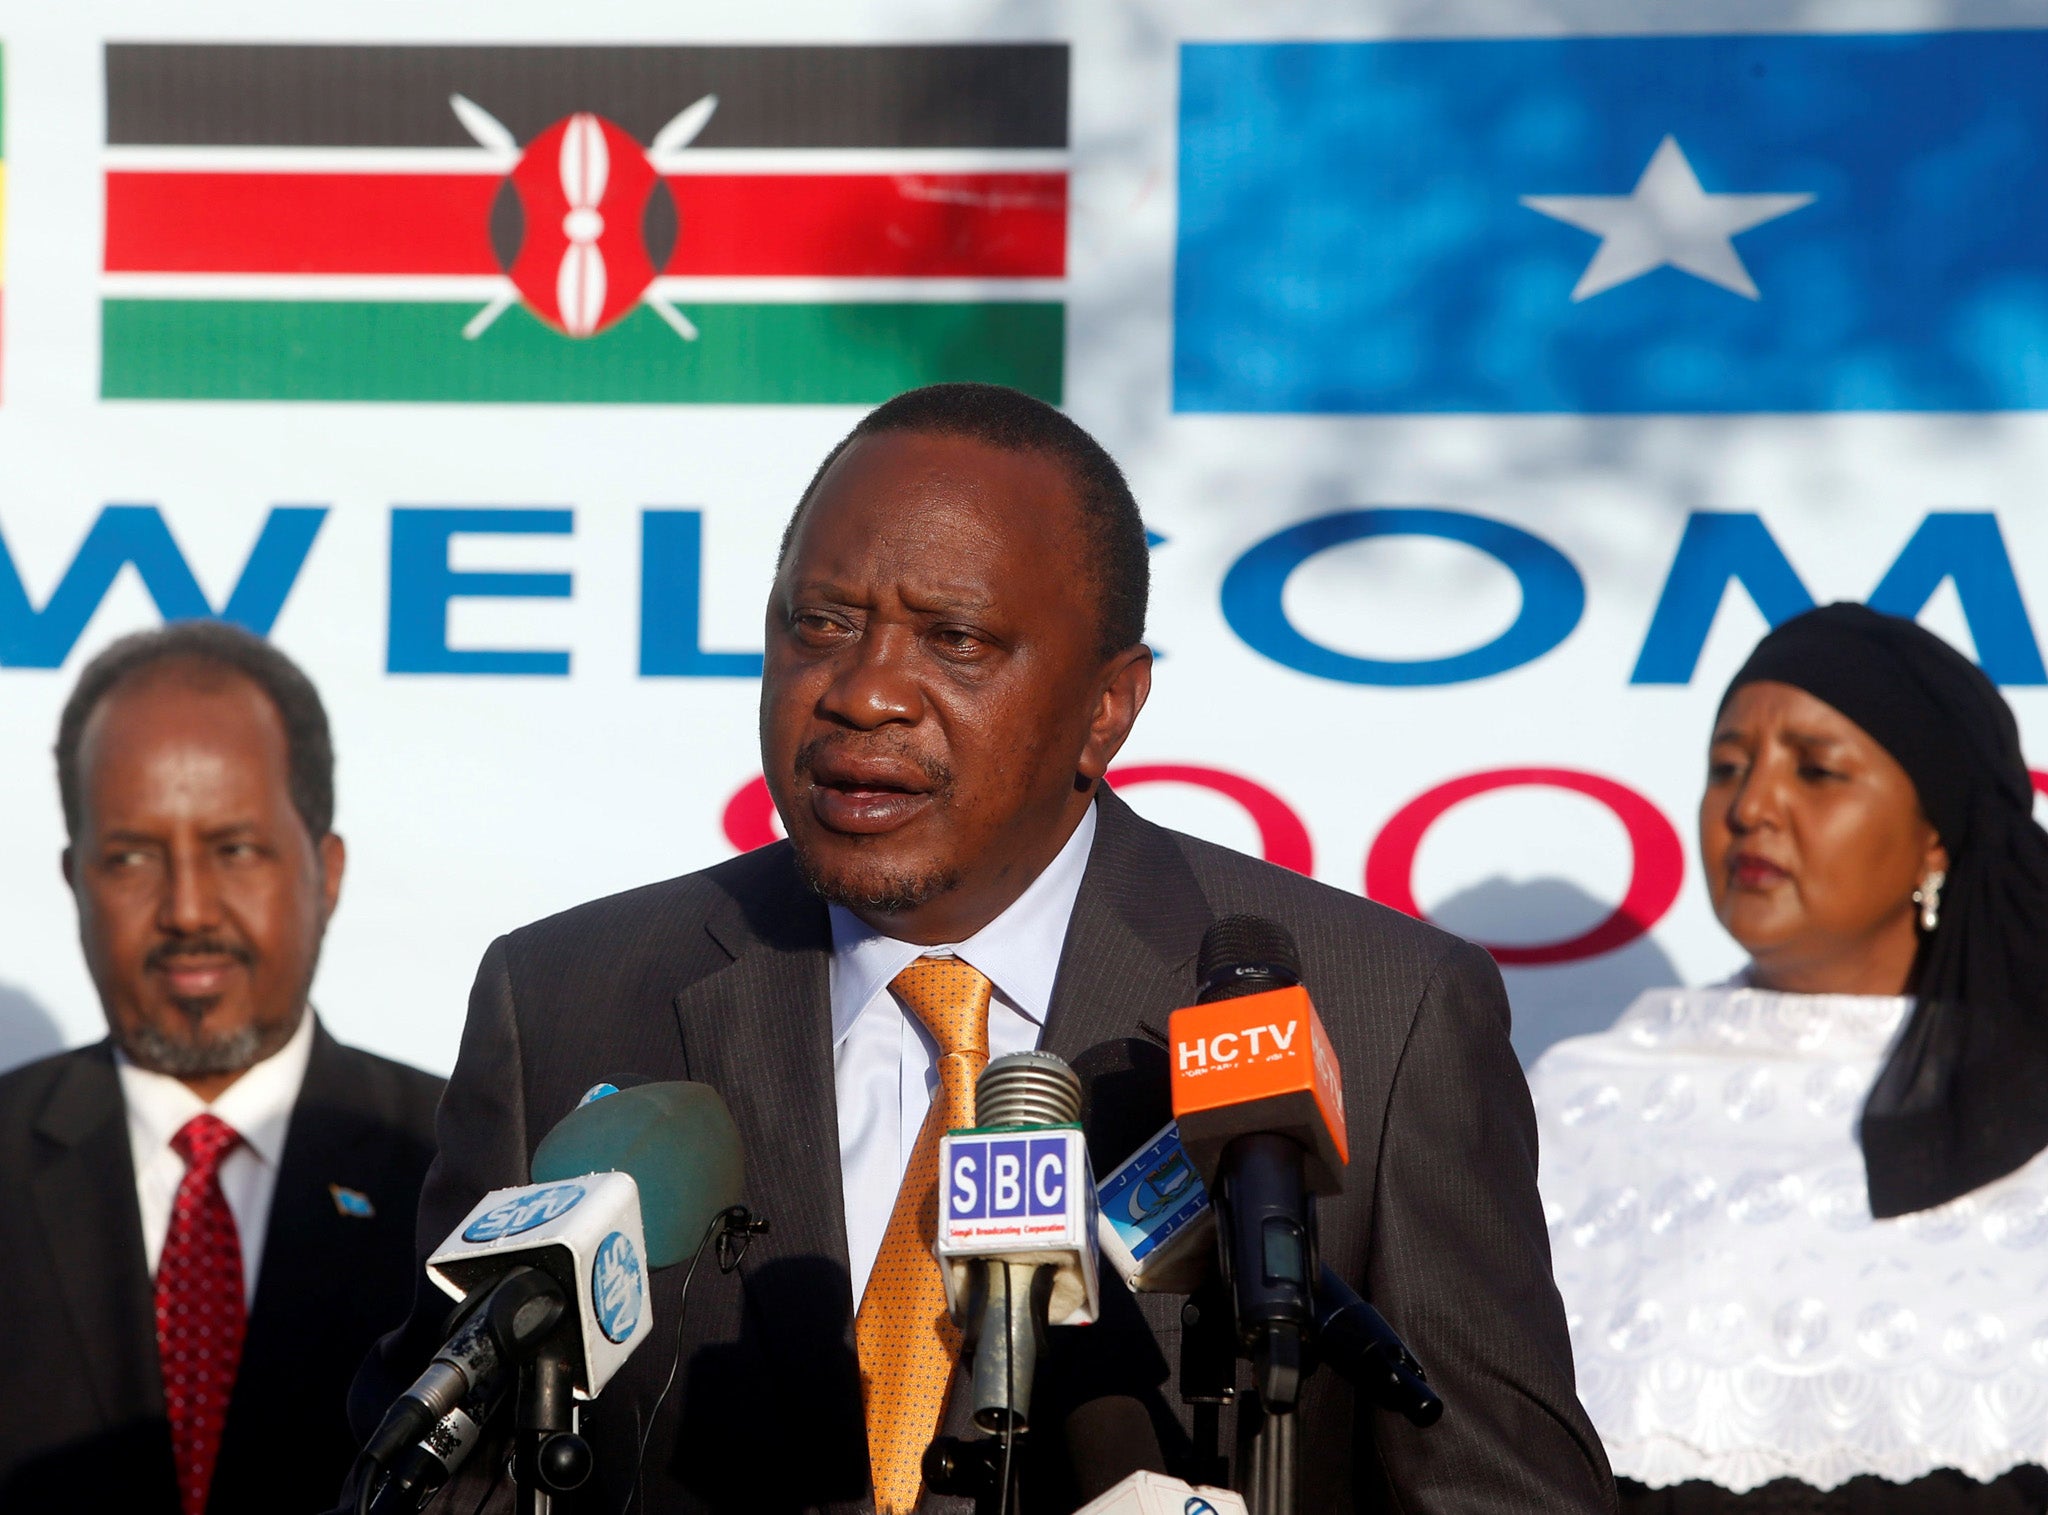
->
[[1533, 986, 2048, 1492]]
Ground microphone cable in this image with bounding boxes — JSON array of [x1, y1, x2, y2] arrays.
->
[[997, 1287, 1018, 1515], [621, 1204, 764, 1515], [351, 1449, 376, 1515]]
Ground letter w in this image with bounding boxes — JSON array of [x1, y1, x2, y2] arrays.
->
[[0, 507, 326, 668]]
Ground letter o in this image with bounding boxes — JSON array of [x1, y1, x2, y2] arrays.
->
[[721, 775, 782, 853], [1220, 508, 1586, 686], [1106, 763, 1314, 874], [1364, 767, 1685, 966]]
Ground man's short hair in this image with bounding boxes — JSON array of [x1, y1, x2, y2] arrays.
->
[[55, 620, 335, 843], [779, 383, 1149, 658]]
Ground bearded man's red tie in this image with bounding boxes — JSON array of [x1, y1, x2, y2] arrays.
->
[[154, 1112, 247, 1515]]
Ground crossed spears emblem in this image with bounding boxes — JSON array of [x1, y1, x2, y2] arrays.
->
[[448, 91, 718, 342]]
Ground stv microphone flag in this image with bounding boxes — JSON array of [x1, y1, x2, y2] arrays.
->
[[1175, 31, 2048, 414], [101, 44, 1067, 403], [428, 1170, 650, 1400]]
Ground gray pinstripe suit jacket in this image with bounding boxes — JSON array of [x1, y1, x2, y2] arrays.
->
[[351, 787, 1615, 1514]]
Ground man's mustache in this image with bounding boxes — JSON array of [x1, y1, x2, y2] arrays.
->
[[145, 937, 255, 971], [793, 737, 954, 795]]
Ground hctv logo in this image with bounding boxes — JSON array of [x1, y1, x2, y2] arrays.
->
[[1178, 1019, 1298, 1072]]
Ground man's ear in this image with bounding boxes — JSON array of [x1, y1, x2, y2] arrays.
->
[[318, 832, 347, 921], [60, 847, 75, 891], [1078, 645, 1154, 784]]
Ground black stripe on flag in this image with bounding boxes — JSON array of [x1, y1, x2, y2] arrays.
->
[[106, 43, 1069, 149]]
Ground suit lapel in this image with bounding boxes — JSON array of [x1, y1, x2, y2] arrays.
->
[[235, 1026, 375, 1372], [1043, 788, 1216, 1058], [214, 1027, 406, 1510], [670, 842, 850, 1291], [661, 845, 873, 1508], [30, 1045, 165, 1434], [672, 843, 845, 1272]]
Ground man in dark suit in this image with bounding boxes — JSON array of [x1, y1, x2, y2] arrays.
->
[[355, 384, 1614, 1512], [0, 622, 442, 1515]]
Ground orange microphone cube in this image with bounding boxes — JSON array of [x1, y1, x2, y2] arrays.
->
[[1168, 984, 1349, 1195]]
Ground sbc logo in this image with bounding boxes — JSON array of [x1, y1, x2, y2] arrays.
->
[[462, 1181, 586, 1242], [947, 1136, 1072, 1220]]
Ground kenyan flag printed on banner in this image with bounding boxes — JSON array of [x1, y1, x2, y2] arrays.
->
[[101, 44, 1067, 402]]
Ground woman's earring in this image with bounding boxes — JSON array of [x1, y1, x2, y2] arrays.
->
[[1913, 870, 1946, 933]]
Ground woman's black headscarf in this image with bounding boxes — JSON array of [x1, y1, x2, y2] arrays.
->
[[1723, 601, 2048, 1218]]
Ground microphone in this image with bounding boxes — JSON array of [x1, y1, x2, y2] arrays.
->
[[1073, 1038, 1235, 1487], [1073, 1470, 1248, 1514], [936, 1051, 1101, 1436], [364, 1382, 494, 1514], [1314, 1266, 1442, 1428], [1076, 1038, 1214, 1295], [1171, 917, 1347, 1417], [361, 1080, 745, 1506], [1076, 1001, 1440, 1499]]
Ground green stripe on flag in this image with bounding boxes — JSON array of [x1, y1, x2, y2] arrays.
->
[[101, 299, 1063, 403]]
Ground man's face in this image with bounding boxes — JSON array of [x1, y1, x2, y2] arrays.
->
[[66, 664, 344, 1095], [761, 431, 1150, 943]]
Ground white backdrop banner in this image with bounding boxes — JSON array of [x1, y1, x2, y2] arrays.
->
[[5, 1, 2046, 1077]]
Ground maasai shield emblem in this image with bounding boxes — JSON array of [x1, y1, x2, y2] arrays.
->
[[450, 92, 715, 342]]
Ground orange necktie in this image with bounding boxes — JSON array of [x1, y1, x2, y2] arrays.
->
[[855, 957, 993, 1514]]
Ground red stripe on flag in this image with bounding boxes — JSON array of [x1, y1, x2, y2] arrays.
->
[[104, 170, 1066, 279], [663, 174, 1066, 278], [105, 172, 502, 274]]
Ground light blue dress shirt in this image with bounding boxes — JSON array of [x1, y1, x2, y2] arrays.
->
[[829, 802, 1098, 1306]]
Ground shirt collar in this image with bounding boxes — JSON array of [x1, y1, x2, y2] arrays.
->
[[115, 1007, 317, 1169], [829, 801, 1099, 1046]]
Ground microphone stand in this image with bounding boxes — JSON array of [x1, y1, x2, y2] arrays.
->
[[511, 1348, 592, 1515], [1225, 1263, 1446, 1515], [925, 1257, 1052, 1514], [1179, 1277, 1236, 1490], [1215, 1133, 1314, 1515], [1238, 1403, 1297, 1515]]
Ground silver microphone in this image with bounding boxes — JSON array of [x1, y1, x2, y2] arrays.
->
[[963, 1052, 1086, 1433]]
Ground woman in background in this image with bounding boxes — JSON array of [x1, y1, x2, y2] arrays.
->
[[1533, 603, 2048, 1513]]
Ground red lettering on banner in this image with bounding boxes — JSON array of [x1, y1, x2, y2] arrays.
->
[[722, 775, 782, 853], [1105, 763, 1314, 875], [2031, 770, 2048, 798], [1364, 768, 1684, 966]]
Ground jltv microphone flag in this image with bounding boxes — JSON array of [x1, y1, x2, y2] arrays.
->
[[1176, 31, 2048, 414]]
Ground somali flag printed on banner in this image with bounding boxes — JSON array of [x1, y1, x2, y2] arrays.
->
[[1175, 31, 2048, 413]]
